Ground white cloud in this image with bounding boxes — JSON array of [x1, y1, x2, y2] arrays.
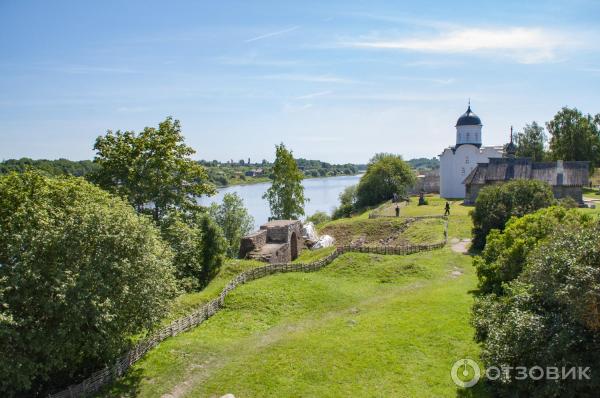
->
[[294, 90, 333, 100], [244, 26, 300, 43], [344, 27, 577, 64], [259, 74, 354, 83]]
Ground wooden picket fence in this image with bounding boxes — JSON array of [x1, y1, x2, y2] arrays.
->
[[48, 222, 448, 398]]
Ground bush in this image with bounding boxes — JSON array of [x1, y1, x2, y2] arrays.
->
[[159, 211, 205, 291], [306, 211, 331, 226], [332, 185, 357, 219], [470, 179, 555, 251], [209, 192, 254, 258], [355, 154, 416, 208], [473, 222, 600, 397], [198, 215, 227, 288], [474, 206, 592, 295], [0, 172, 177, 396]]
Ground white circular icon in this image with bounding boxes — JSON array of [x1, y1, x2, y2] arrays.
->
[[451, 358, 481, 388]]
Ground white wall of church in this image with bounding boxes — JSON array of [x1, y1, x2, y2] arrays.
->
[[456, 125, 482, 146], [440, 145, 503, 198]]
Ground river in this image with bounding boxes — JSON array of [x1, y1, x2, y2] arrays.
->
[[197, 174, 362, 228]]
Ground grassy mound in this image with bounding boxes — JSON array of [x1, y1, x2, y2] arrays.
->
[[101, 247, 486, 398]]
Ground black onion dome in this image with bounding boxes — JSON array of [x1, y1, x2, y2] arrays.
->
[[456, 105, 482, 126]]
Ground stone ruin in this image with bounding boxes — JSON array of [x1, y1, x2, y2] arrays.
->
[[239, 220, 304, 263]]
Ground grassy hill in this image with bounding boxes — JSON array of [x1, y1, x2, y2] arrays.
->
[[99, 197, 487, 398]]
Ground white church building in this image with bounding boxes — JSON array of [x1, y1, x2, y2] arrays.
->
[[439, 104, 503, 198]]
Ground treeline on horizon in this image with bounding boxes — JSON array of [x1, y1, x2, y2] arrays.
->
[[0, 156, 439, 187]]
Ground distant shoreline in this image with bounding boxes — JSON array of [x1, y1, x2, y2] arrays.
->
[[221, 172, 364, 189]]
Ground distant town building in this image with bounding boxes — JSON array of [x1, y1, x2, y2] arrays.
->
[[439, 104, 503, 198], [244, 168, 264, 177]]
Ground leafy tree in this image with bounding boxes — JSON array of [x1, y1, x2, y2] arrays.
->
[[332, 184, 357, 219], [263, 143, 306, 219], [355, 154, 415, 208], [306, 211, 331, 226], [159, 211, 205, 291], [0, 171, 177, 396], [515, 121, 547, 161], [198, 215, 227, 287], [209, 193, 254, 258], [473, 222, 600, 397], [470, 179, 555, 251], [92, 117, 215, 221], [474, 206, 592, 295], [547, 107, 600, 172]]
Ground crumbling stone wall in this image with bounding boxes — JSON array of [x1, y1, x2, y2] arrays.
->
[[239, 220, 303, 263]]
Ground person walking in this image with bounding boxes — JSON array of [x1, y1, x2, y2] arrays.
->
[[444, 201, 450, 216]]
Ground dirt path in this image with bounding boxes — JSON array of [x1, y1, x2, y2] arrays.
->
[[450, 238, 471, 254]]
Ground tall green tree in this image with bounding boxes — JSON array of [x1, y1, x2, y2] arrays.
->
[[198, 215, 227, 287], [209, 192, 254, 258], [515, 121, 546, 161], [263, 143, 306, 219], [547, 107, 600, 172], [0, 171, 177, 396], [355, 153, 416, 208], [92, 117, 215, 221]]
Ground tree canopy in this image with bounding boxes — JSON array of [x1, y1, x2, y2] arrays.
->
[[92, 117, 215, 221], [263, 143, 306, 220], [547, 107, 600, 171], [470, 179, 555, 251], [0, 171, 177, 396], [515, 121, 546, 161], [355, 153, 415, 208], [209, 192, 254, 258], [473, 220, 600, 397]]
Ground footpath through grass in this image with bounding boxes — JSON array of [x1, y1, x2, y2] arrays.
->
[[100, 195, 486, 398]]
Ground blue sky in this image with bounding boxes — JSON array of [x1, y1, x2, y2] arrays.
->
[[1, 0, 599, 163]]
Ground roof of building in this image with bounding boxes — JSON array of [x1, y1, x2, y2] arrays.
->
[[456, 105, 482, 127], [463, 157, 589, 187]]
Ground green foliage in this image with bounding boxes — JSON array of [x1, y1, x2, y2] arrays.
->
[[263, 143, 306, 219], [198, 215, 227, 288], [159, 212, 205, 291], [474, 206, 592, 295], [305, 211, 331, 226], [332, 184, 357, 219], [515, 121, 547, 161], [92, 117, 215, 221], [355, 154, 416, 208], [0, 171, 177, 396], [406, 157, 440, 170], [209, 192, 254, 258], [0, 158, 99, 177], [470, 179, 555, 251], [547, 107, 600, 172], [473, 222, 600, 397]]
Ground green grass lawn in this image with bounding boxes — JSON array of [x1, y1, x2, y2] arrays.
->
[[101, 249, 485, 397], [98, 195, 484, 398]]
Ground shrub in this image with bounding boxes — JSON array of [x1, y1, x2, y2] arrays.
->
[[0, 172, 177, 396], [474, 206, 592, 295], [355, 154, 415, 208], [470, 179, 554, 251], [209, 192, 254, 258], [473, 222, 600, 397], [306, 211, 331, 226], [198, 215, 227, 288], [332, 185, 357, 219]]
